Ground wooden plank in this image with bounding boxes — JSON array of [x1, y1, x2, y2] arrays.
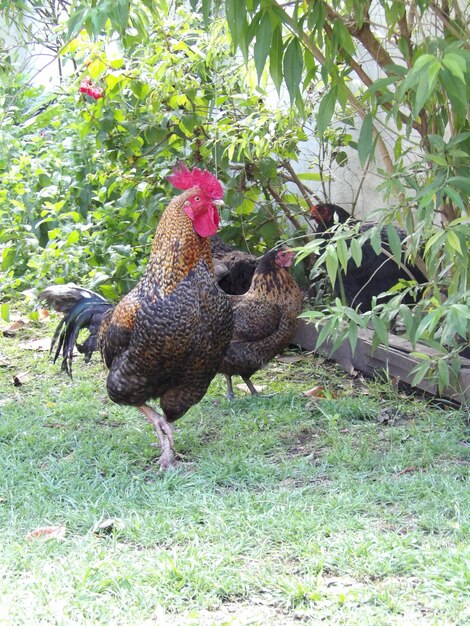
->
[[292, 319, 470, 405]]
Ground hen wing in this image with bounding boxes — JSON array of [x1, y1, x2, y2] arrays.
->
[[231, 298, 282, 343]]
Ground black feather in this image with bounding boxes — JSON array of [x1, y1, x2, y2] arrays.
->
[[50, 297, 112, 378]]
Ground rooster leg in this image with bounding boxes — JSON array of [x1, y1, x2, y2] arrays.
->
[[137, 404, 177, 469], [225, 375, 235, 401], [242, 376, 259, 396]]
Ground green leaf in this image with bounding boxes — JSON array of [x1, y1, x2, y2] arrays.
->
[[442, 52, 466, 83], [348, 320, 358, 353], [66, 230, 80, 245], [451, 304, 470, 319], [283, 37, 303, 104], [386, 224, 403, 264], [413, 61, 440, 116], [202, 0, 212, 26], [326, 247, 339, 287], [372, 316, 389, 347], [1, 303, 9, 323], [254, 11, 272, 81], [269, 25, 283, 93], [297, 172, 322, 181], [437, 359, 450, 390], [226, 0, 248, 56], [67, 7, 88, 39], [316, 318, 337, 350], [370, 228, 382, 256], [88, 58, 107, 79], [316, 86, 338, 135], [447, 230, 462, 255], [350, 238, 362, 267], [411, 359, 432, 387], [357, 113, 374, 166], [447, 176, 470, 194], [336, 238, 349, 272], [439, 68, 469, 118], [1, 246, 15, 271]]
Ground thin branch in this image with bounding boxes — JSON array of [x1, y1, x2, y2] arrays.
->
[[272, 2, 397, 178], [264, 184, 306, 235]]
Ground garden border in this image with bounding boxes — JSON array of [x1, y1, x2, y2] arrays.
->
[[292, 320, 470, 406]]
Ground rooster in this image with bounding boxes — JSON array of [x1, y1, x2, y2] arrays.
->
[[40, 165, 234, 468], [218, 248, 303, 399], [311, 203, 427, 312]]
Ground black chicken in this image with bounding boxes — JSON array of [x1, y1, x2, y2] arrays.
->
[[311, 203, 427, 312], [210, 235, 259, 295]]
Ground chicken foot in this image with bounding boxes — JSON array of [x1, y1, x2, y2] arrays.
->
[[138, 404, 177, 469], [225, 374, 259, 400], [242, 376, 259, 396]]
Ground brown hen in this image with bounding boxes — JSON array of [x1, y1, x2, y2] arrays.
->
[[218, 248, 303, 399], [40, 165, 234, 468]]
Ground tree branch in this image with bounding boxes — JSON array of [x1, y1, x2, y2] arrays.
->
[[272, 2, 397, 178]]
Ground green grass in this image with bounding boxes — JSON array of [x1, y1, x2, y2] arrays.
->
[[0, 314, 469, 625]]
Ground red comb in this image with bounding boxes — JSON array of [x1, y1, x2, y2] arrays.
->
[[168, 163, 223, 200]]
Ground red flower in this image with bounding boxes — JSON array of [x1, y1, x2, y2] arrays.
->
[[79, 77, 104, 100]]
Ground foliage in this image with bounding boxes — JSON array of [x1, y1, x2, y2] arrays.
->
[[0, 1, 319, 303], [193, 0, 470, 393]]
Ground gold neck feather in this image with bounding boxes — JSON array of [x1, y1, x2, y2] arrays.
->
[[144, 188, 214, 296]]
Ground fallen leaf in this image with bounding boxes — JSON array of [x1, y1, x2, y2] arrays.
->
[[0, 356, 12, 368], [92, 518, 124, 535], [302, 385, 326, 398], [235, 383, 267, 395], [276, 354, 309, 364], [37, 308, 50, 321], [3, 320, 28, 337], [19, 338, 52, 352], [396, 466, 418, 476], [25, 525, 66, 542], [12, 371, 32, 386]]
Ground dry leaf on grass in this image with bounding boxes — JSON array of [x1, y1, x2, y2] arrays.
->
[[92, 518, 125, 535], [25, 525, 66, 542], [302, 385, 326, 398], [276, 354, 310, 364], [3, 320, 28, 337], [235, 383, 267, 394], [19, 338, 52, 352], [396, 466, 419, 476], [37, 308, 50, 321], [0, 356, 12, 368], [12, 371, 32, 386]]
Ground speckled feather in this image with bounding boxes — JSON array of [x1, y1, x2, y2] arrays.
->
[[219, 249, 303, 379], [96, 187, 233, 419]]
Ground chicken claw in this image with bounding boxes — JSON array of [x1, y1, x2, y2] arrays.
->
[[138, 404, 177, 469]]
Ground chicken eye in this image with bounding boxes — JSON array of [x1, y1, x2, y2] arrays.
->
[[194, 196, 201, 202]]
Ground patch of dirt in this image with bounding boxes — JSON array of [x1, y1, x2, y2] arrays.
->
[[282, 426, 324, 458], [279, 475, 332, 489], [144, 602, 306, 626], [376, 407, 417, 426]]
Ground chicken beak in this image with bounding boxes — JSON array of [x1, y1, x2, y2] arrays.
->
[[212, 199, 225, 208]]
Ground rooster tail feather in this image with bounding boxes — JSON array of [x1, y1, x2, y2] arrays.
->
[[47, 294, 113, 377]]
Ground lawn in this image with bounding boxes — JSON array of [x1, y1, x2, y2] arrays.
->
[[0, 312, 469, 625]]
